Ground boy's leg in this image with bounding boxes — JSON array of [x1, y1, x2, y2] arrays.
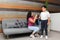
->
[[45, 25, 48, 35], [45, 20, 48, 35], [41, 21, 44, 35], [41, 26, 44, 35], [40, 20, 45, 38], [44, 20, 48, 39]]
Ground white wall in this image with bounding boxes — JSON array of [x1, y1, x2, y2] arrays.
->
[[51, 13, 60, 31]]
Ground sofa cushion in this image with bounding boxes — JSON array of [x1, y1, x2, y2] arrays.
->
[[3, 28, 32, 35]]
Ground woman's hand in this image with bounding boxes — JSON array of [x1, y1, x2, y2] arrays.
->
[[35, 14, 37, 19], [29, 14, 37, 23]]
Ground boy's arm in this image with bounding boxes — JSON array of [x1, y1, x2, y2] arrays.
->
[[47, 13, 51, 25]]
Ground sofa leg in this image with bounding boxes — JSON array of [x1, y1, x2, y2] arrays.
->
[[3, 34, 9, 40], [6, 35, 9, 40]]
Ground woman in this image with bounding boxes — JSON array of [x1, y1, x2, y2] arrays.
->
[[27, 11, 39, 38]]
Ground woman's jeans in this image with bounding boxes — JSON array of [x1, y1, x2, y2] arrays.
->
[[28, 26, 39, 33]]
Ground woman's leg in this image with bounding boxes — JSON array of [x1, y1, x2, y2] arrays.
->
[[28, 26, 39, 34], [28, 26, 39, 38]]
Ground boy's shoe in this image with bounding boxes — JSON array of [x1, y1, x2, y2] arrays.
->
[[45, 36, 48, 39]]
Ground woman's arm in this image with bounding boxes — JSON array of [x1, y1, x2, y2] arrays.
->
[[29, 15, 37, 23]]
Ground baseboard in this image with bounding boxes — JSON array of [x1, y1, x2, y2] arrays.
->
[[50, 30, 60, 33]]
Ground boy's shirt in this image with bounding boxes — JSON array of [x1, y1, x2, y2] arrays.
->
[[40, 11, 50, 20]]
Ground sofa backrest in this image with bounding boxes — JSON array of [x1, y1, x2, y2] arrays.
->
[[2, 18, 27, 29]]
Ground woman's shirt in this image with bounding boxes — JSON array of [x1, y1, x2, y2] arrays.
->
[[28, 17, 35, 26]]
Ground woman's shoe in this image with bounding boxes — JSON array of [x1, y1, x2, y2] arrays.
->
[[35, 34, 40, 37], [40, 35, 43, 38], [30, 35, 35, 38]]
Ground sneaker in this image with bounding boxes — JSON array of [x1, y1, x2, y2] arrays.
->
[[30, 35, 35, 38], [35, 34, 40, 37], [45, 36, 48, 39], [40, 35, 43, 38]]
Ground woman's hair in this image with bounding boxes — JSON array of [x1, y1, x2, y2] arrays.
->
[[27, 11, 32, 26], [27, 11, 32, 22]]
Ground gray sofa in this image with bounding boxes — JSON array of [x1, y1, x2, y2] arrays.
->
[[2, 18, 41, 38], [2, 18, 32, 37]]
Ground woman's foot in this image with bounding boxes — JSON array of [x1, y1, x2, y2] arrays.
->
[[30, 34, 35, 38], [35, 34, 40, 37], [40, 35, 43, 38]]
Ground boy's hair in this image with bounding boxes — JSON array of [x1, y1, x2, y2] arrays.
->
[[41, 5, 47, 8]]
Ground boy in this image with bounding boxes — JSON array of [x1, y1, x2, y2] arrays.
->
[[40, 5, 50, 39]]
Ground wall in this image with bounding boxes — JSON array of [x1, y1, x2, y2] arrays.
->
[[51, 13, 60, 32], [0, 11, 39, 33], [0, 0, 42, 11], [0, 0, 60, 33], [0, 0, 41, 33], [0, 11, 28, 33], [0, 12, 60, 32], [0, 0, 60, 12]]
